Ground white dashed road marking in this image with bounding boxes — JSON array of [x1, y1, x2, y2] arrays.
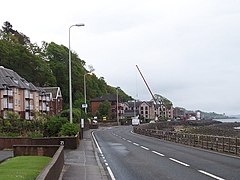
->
[[140, 146, 149, 150], [152, 151, 165, 157], [198, 170, 225, 180], [169, 158, 190, 167], [133, 143, 139, 146]]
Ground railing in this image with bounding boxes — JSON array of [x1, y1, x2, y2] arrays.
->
[[3, 90, 13, 96], [3, 102, 13, 109], [134, 127, 240, 156]]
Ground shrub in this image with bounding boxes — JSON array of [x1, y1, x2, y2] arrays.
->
[[46, 116, 68, 137], [60, 108, 83, 123], [59, 123, 79, 136]]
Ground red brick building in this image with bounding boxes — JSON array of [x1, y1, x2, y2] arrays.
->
[[90, 94, 119, 119], [42, 87, 63, 116]]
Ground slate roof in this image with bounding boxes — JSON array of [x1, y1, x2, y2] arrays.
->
[[125, 101, 155, 108], [0, 66, 38, 90], [125, 101, 143, 108], [42, 87, 62, 99], [90, 94, 118, 102]]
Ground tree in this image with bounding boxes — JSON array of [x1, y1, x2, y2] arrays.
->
[[0, 22, 132, 112], [98, 100, 111, 119]]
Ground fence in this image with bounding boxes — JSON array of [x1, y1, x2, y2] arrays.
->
[[134, 127, 240, 156]]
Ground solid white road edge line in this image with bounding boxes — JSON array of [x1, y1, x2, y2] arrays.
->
[[107, 167, 116, 180], [92, 132, 116, 180], [198, 170, 225, 180], [169, 158, 190, 167], [152, 151, 165, 157], [92, 132, 103, 154], [140, 146, 150, 150]]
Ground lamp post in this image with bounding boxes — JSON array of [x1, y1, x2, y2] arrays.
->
[[83, 71, 94, 114], [116, 87, 120, 125], [69, 23, 84, 124]]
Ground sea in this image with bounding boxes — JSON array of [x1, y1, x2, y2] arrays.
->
[[213, 118, 240, 123]]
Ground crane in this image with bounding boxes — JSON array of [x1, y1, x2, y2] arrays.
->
[[136, 65, 160, 121]]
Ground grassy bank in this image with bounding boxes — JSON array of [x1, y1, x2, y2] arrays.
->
[[0, 156, 51, 180]]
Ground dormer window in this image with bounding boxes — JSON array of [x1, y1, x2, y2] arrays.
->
[[12, 78, 18, 84]]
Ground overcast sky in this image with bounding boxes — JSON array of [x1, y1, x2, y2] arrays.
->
[[1, 0, 240, 115]]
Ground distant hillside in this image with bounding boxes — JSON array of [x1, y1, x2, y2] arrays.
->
[[0, 21, 132, 110]]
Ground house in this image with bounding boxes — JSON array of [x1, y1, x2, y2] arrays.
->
[[41, 87, 62, 116], [0, 66, 62, 119], [123, 101, 155, 120], [123, 100, 173, 120], [90, 94, 123, 119]]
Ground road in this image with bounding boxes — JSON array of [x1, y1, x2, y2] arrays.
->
[[93, 126, 240, 180]]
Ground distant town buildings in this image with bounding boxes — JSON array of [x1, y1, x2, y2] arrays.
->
[[0, 66, 62, 119], [90, 94, 174, 121]]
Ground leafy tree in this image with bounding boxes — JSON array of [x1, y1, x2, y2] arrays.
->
[[98, 100, 111, 118], [60, 108, 84, 123], [0, 21, 132, 113]]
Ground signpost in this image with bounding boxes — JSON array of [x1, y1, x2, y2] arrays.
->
[[80, 118, 84, 139]]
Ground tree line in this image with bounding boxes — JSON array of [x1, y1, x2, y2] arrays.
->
[[0, 21, 132, 112]]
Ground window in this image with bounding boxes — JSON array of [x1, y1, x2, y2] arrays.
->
[[145, 111, 148, 114], [145, 106, 148, 110], [141, 107, 143, 110]]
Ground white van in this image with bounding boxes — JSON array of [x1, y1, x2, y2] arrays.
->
[[132, 117, 140, 126]]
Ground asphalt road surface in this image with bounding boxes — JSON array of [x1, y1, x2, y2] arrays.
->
[[93, 126, 240, 180]]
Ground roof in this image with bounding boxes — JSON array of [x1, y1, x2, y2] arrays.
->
[[125, 101, 143, 108], [0, 66, 38, 90], [91, 94, 118, 102], [42, 87, 62, 99], [125, 101, 155, 108]]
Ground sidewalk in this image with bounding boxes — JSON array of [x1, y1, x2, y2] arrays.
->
[[60, 129, 108, 180], [0, 150, 13, 163]]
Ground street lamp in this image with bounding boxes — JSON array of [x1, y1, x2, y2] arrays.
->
[[69, 23, 84, 124], [83, 70, 94, 114], [116, 87, 120, 125]]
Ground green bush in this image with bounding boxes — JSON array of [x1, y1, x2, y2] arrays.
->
[[60, 108, 83, 123], [46, 116, 68, 137], [59, 123, 79, 136], [27, 132, 44, 138]]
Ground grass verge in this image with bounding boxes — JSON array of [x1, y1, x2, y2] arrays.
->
[[0, 156, 51, 180]]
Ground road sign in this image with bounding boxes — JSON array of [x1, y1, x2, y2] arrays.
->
[[82, 104, 88, 108]]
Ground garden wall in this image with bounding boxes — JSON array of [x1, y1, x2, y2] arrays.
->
[[0, 133, 79, 150], [12, 145, 64, 180]]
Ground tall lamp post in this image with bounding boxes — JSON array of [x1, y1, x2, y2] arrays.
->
[[83, 70, 94, 114], [116, 87, 120, 125], [69, 23, 84, 124]]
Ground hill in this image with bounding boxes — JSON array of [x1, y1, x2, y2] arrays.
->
[[0, 21, 132, 110]]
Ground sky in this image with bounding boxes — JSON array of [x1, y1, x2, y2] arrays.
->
[[1, 0, 240, 115]]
